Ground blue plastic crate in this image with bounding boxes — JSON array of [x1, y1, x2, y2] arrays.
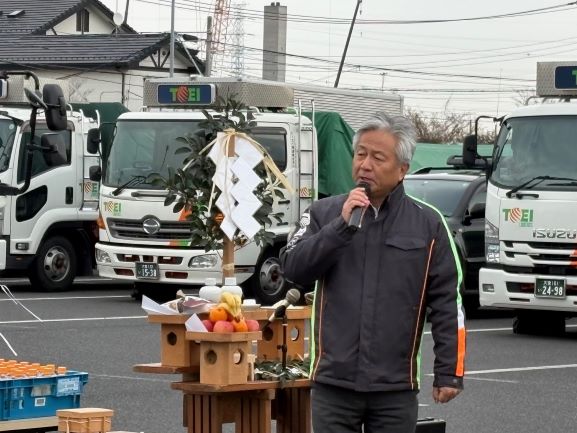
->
[[0, 371, 89, 420]]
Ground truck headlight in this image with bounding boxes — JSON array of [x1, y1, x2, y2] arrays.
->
[[485, 220, 500, 263], [189, 254, 218, 269], [95, 248, 111, 264]]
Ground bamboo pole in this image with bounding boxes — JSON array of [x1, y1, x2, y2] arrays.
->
[[222, 135, 235, 282]]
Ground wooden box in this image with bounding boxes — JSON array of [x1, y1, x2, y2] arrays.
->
[[147, 314, 200, 368], [186, 331, 261, 385], [57, 408, 114, 433], [243, 307, 311, 361]]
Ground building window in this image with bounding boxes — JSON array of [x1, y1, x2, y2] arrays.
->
[[76, 9, 90, 33]]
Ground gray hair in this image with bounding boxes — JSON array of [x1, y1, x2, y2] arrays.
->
[[353, 112, 417, 166]]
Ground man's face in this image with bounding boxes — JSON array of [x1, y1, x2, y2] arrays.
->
[[352, 129, 409, 203]]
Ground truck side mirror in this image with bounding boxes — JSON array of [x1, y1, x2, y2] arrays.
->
[[89, 165, 102, 182], [43, 84, 68, 131], [468, 202, 485, 219], [41, 133, 67, 167], [462, 134, 478, 167], [87, 128, 101, 154]]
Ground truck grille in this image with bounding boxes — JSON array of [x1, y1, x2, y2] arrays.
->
[[502, 241, 577, 267], [108, 218, 192, 241]]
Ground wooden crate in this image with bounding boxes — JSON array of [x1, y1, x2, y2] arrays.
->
[[57, 408, 113, 433], [147, 314, 200, 368], [242, 307, 310, 361], [186, 331, 261, 385]]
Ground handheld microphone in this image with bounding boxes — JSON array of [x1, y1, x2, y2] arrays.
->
[[348, 182, 371, 231], [266, 288, 301, 324]]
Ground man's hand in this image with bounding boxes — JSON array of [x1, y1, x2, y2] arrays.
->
[[341, 187, 370, 223], [432, 386, 461, 404]]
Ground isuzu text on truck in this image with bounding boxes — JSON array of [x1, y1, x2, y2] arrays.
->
[[92, 77, 402, 304], [463, 62, 577, 334]]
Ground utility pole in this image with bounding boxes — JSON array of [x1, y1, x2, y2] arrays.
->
[[206, 16, 213, 77], [169, 0, 175, 77], [334, 0, 362, 88]]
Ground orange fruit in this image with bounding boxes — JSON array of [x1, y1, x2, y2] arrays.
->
[[208, 307, 228, 323], [232, 318, 248, 332]]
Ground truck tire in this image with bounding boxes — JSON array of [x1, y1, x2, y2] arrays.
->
[[249, 251, 287, 305], [512, 310, 566, 336], [29, 236, 76, 291]]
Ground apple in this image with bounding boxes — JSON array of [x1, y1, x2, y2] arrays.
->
[[202, 319, 214, 332], [213, 320, 234, 333], [246, 319, 260, 332]]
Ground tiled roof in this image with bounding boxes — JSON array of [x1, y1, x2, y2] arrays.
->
[[0, 0, 136, 35], [0, 33, 197, 68], [0, 0, 204, 73]]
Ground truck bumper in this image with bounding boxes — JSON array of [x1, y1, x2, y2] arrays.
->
[[94, 242, 255, 285], [479, 268, 577, 312]]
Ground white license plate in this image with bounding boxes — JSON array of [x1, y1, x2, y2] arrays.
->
[[135, 262, 159, 280]]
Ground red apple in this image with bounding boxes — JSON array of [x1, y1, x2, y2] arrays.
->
[[202, 319, 214, 332], [246, 319, 260, 332], [213, 320, 235, 333]]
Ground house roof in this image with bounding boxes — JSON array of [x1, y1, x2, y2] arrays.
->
[[0, 0, 136, 35], [0, 0, 204, 73], [0, 33, 202, 71]]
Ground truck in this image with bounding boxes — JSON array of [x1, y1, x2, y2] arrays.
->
[[463, 61, 577, 334], [0, 71, 101, 291], [91, 77, 403, 304]]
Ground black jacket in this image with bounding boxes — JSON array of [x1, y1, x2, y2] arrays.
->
[[280, 183, 466, 392]]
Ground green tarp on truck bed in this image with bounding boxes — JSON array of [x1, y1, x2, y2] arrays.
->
[[304, 111, 355, 197]]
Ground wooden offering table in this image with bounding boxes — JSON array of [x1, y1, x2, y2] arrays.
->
[[171, 379, 311, 433]]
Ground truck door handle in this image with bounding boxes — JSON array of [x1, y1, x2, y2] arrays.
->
[[66, 187, 73, 204], [278, 200, 290, 204]]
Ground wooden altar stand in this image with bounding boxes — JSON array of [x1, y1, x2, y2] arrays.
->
[[171, 379, 311, 433]]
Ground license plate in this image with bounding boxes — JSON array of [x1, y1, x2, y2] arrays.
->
[[535, 278, 566, 298], [135, 262, 159, 280]]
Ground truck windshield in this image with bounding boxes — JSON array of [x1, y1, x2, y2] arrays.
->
[[0, 119, 17, 173], [104, 120, 202, 189], [491, 116, 577, 189]]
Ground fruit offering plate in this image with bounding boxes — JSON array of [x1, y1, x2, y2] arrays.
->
[[186, 331, 262, 342]]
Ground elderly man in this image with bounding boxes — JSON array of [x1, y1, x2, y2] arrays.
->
[[280, 112, 466, 433]]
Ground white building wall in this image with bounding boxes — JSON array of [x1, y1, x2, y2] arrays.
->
[[51, 6, 116, 35], [41, 66, 192, 112]]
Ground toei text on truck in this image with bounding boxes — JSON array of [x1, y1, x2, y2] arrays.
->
[[0, 71, 101, 291], [462, 62, 577, 334], [91, 77, 402, 304]]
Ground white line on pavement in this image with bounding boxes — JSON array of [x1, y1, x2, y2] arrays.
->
[[462, 377, 519, 383], [0, 316, 146, 324], [89, 373, 172, 383], [0, 295, 131, 302], [465, 364, 577, 375]]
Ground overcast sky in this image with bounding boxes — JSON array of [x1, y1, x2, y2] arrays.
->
[[102, 0, 577, 120]]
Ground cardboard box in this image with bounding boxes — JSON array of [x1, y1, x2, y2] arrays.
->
[[57, 408, 114, 433]]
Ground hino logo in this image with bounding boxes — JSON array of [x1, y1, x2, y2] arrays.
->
[[532, 228, 577, 239], [143, 217, 161, 235]]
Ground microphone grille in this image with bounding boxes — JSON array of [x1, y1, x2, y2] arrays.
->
[[286, 288, 301, 304]]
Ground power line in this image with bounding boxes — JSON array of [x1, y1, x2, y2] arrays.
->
[[136, 0, 577, 25]]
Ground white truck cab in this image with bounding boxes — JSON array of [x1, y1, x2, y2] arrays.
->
[[463, 62, 577, 334], [0, 71, 100, 290]]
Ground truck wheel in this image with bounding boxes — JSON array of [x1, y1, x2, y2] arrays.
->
[[249, 252, 286, 305], [29, 236, 76, 291], [513, 310, 566, 336]]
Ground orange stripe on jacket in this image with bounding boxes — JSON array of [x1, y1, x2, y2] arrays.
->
[[456, 327, 466, 377]]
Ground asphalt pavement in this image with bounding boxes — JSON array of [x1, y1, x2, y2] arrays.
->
[[1, 281, 576, 433]]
